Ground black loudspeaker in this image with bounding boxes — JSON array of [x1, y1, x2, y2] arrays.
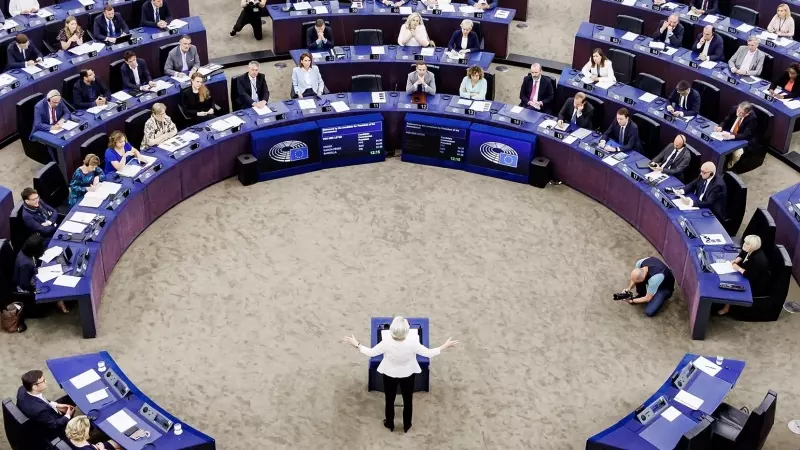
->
[[237, 154, 258, 186], [529, 156, 551, 188]]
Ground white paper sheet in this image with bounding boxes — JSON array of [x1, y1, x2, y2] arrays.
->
[[711, 261, 736, 274], [253, 105, 273, 115], [399, 6, 412, 14], [459, 5, 478, 12], [95, 182, 121, 196], [420, 47, 435, 56], [675, 390, 704, 410], [758, 31, 778, 40], [675, 199, 699, 210], [371, 92, 387, 103], [710, 131, 726, 140], [775, 37, 793, 47], [86, 105, 112, 114], [440, 4, 455, 11], [41, 246, 63, 263], [563, 136, 577, 144], [370, 46, 385, 55], [648, 41, 665, 50], [470, 101, 491, 111], [36, 8, 54, 18], [702, 15, 719, 23], [622, 31, 638, 41], [79, 193, 104, 207], [699, 60, 718, 69], [151, 80, 173, 92], [59, 220, 87, 234], [457, 98, 472, 106], [209, 119, 233, 132], [510, 105, 524, 114], [539, 119, 557, 129], [225, 116, 246, 127], [602, 155, 622, 166], [86, 389, 109, 403], [106, 410, 137, 433], [571, 128, 592, 139], [2, 20, 19, 30], [298, 98, 317, 109], [736, 23, 754, 32], [54, 275, 81, 288], [700, 233, 726, 245], [784, 100, 800, 109], [69, 212, 97, 224], [70, 369, 100, 389], [111, 91, 132, 102], [171, 73, 189, 83], [313, 5, 329, 13], [293, 1, 311, 9], [39, 57, 61, 69], [638, 92, 657, 102], [168, 19, 188, 29], [36, 265, 62, 282], [693, 356, 722, 376], [621, 0, 635, 5], [0, 73, 17, 87], [493, 9, 509, 18], [116, 164, 142, 178], [197, 64, 223, 76], [595, 80, 615, 90], [662, 46, 678, 56], [61, 120, 79, 131], [662, 406, 682, 422], [22, 66, 42, 75], [78, 0, 94, 5]]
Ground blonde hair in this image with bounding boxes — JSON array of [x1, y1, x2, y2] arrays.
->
[[65, 416, 91, 441], [64, 16, 81, 39], [405, 12, 423, 28], [83, 153, 99, 166], [744, 235, 762, 253], [460, 19, 473, 30], [390, 316, 410, 341], [778, 3, 790, 13], [151, 102, 166, 115]]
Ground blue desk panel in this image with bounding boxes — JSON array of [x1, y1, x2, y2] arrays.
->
[[768, 183, 800, 282], [368, 317, 430, 392]]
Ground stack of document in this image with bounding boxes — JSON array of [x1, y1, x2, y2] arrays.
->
[[160, 131, 199, 152], [784, 99, 800, 109], [78, 0, 94, 6], [36, 8, 54, 18], [438, 3, 455, 11], [644, 171, 668, 184], [36, 264, 63, 282], [49, 120, 80, 134], [197, 64, 223, 76], [649, 42, 665, 50], [699, 60, 718, 69], [331, 101, 350, 112], [459, 5, 478, 12], [493, 9, 509, 18], [39, 58, 61, 69], [58, 220, 87, 234], [621, 31, 638, 41], [674, 390, 704, 410], [702, 15, 719, 23], [87, 104, 115, 114], [370, 46, 385, 55], [508, 105, 524, 114], [314, 5, 329, 13], [23, 65, 42, 75], [293, 1, 311, 9], [41, 246, 64, 264], [602, 155, 622, 166], [70, 212, 98, 224], [758, 31, 778, 40], [638, 92, 657, 102], [111, 91, 132, 102], [167, 19, 188, 29], [79, 182, 121, 207], [70, 369, 100, 389], [171, 73, 190, 83], [2, 20, 19, 30], [116, 163, 143, 178], [210, 115, 246, 132], [253, 104, 273, 115], [54, 275, 81, 287], [69, 42, 106, 56], [570, 128, 593, 139], [595, 80, 615, 89], [297, 98, 317, 110], [736, 23, 754, 33], [420, 47, 435, 56], [693, 356, 722, 376], [399, 6, 412, 14], [470, 101, 492, 112], [539, 119, 558, 129], [106, 410, 138, 433], [150, 80, 173, 92]]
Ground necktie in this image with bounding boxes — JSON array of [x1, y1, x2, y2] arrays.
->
[[680, 95, 686, 109], [250, 77, 258, 101], [700, 179, 710, 201], [732, 117, 741, 134], [50, 106, 56, 124], [701, 0, 707, 9], [571, 108, 578, 123], [155, 7, 160, 23], [21, 47, 25, 60], [619, 125, 625, 143], [663, 148, 678, 168], [181, 52, 188, 71], [529, 79, 538, 102], [107, 19, 114, 36]]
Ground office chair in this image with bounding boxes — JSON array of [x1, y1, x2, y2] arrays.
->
[[722, 171, 747, 236], [616, 14, 644, 34], [301, 20, 331, 48], [43, 20, 63, 54], [86, 11, 104, 41], [33, 162, 70, 215], [733, 208, 776, 251], [125, 111, 151, 150], [730, 5, 758, 26], [711, 390, 776, 449], [16, 93, 51, 165], [631, 113, 660, 158], [2, 398, 52, 450], [61, 74, 81, 106], [677, 416, 715, 449], [158, 42, 180, 76], [79, 133, 109, 170], [350, 74, 382, 92], [354, 29, 383, 45], [794, 12, 800, 40], [109, 59, 125, 93], [717, 30, 738, 60], [732, 104, 772, 174], [608, 48, 635, 83], [682, 144, 700, 184], [230, 74, 244, 111], [9, 201, 29, 252], [632, 73, 665, 97], [761, 53, 774, 82], [583, 94, 604, 131], [484, 72, 495, 100], [691, 80, 720, 120]]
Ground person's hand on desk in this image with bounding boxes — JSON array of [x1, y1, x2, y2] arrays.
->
[[106, 36, 117, 43], [25, 60, 37, 67], [679, 195, 693, 206], [651, 164, 663, 172], [691, 6, 705, 14], [731, 262, 745, 273], [96, 97, 107, 106], [666, 105, 684, 117], [253, 100, 267, 109], [527, 100, 542, 110], [157, 20, 168, 28]]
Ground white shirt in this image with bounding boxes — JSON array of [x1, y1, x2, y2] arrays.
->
[[9, 0, 40, 16], [131, 64, 140, 84], [699, 175, 713, 201], [460, 36, 468, 49], [664, 27, 673, 44], [697, 38, 711, 57], [359, 335, 440, 378], [729, 116, 742, 133], [740, 50, 756, 71], [249, 76, 258, 101], [181, 51, 188, 71]]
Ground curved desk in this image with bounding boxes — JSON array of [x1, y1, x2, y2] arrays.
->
[[32, 0, 191, 21], [32, 72, 228, 179], [573, 21, 800, 154], [0, 185, 11, 240], [768, 182, 800, 283], [556, 68, 745, 171], [47, 352, 215, 450], [267, 0, 515, 57], [289, 45, 494, 95], [34, 92, 750, 339], [0, 16, 208, 144], [587, 353, 745, 450], [265, 0, 528, 20]]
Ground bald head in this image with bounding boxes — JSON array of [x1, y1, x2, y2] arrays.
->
[[631, 268, 646, 283], [700, 162, 716, 179], [667, 14, 679, 26], [530, 63, 542, 79]]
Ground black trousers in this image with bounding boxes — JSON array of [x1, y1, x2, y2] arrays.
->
[[383, 373, 415, 428], [233, 6, 264, 40]]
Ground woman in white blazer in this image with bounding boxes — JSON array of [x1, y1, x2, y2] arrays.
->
[[767, 4, 795, 37], [398, 13, 431, 47], [581, 48, 616, 83], [292, 52, 326, 98], [343, 317, 458, 433]]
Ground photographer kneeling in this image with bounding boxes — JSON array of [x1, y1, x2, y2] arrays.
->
[[615, 257, 675, 317], [231, 0, 267, 40]]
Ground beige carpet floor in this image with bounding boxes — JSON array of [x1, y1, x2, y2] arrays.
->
[[1, 0, 800, 449]]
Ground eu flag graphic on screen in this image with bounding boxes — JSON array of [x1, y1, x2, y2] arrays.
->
[[465, 125, 536, 183]]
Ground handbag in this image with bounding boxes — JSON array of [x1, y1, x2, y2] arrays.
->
[[1, 302, 25, 333]]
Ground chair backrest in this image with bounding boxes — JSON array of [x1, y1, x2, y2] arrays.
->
[[125, 111, 151, 150], [676, 416, 714, 450], [691, 80, 719, 119], [79, 133, 108, 169], [767, 245, 792, 308], [301, 20, 331, 48], [230, 74, 243, 111], [33, 162, 68, 209], [736, 390, 776, 450], [750, 104, 774, 145], [608, 48, 635, 84], [722, 171, 746, 234], [0, 239, 14, 298], [0, 39, 12, 73], [679, 18, 695, 49], [87, 11, 103, 40], [44, 20, 63, 53], [616, 14, 644, 35], [484, 72, 495, 100], [109, 59, 125, 93], [9, 201, 29, 252], [354, 29, 383, 46], [51, 438, 72, 450], [16, 93, 52, 165], [717, 30, 739, 60], [2, 397, 50, 450], [683, 144, 700, 184], [61, 74, 81, 106], [350, 74, 382, 92], [741, 207, 776, 251], [730, 5, 758, 25], [632, 73, 665, 97], [583, 94, 604, 131], [159, 42, 180, 77], [631, 113, 660, 158], [761, 53, 774, 82], [794, 12, 800, 40], [472, 21, 483, 48], [408, 63, 440, 84], [131, 0, 147, 28]]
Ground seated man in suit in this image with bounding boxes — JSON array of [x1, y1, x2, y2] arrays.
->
[[307, 19, 334, 50], [164, 34, 200, 77], [141, 0, 172, 29], [405, 61, 436, 95], [121, 50, 156, 91], [93, 5, 130, 43], [691, 0, 718, 14], [72, 69, 111, 110], [651, 14, 683, 48], [599, 107, 641, 152], [715, 102, 758, 168], [20, 187, 57, 238], [5, 33, 42, 70], [650, 134, 691, 180], [32, 90, 71, 137], [666, 80, 701, 117], [236, 61, 270, 110], [729, 36, 765, 76], [556, 92, 594, 129], [16, 370, 74, 441], [518, 63, 553, 114], [675, 162, 726, 218], [694, 25, 724, 62]]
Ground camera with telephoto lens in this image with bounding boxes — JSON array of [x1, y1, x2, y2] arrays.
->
[[613, 290, 633, 301]]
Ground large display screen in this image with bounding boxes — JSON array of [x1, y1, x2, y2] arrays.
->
[[251, 122, 320, 174], [318, 114, 384, 162], [403, 114, 469, 163], [465, 124, 536, 182]]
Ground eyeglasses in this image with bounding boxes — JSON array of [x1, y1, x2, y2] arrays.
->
[[700, 170, 712, 175], [34, 378, 46, 386]]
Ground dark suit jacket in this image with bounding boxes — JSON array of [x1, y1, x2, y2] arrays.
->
[[92, 12, 130, 41], [21, 201, 57, 236], [692, 0, 718, 14], [16, 386, 69, 440], [769, 71, 800, 99], [518, 74, 554, 113], [557, 98, 594, 129], [667, 88, 701, 116], [739, 249, 770, 296], [120, 59, 153, 90], [601, 120, 642, 152], [306, 26, 334, 50], [447, 30, 480, 51], [5, 43, 42, 70], [140, 0, 172, 28], [72, 79, 111, 110], [683, 175, 727, 219], [693, 33, 724, 62], [651, 21, 684, 48], [12, 251, 36, 292], [32, 99, 71, 135], [235, 73, 270, 110], [651, 144, 691, 177], [719, 107, 758, 145]]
